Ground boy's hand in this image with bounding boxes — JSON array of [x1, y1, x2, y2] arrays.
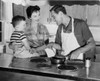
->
[[9, 42, 21, 51], [13, 42, 23, 51]]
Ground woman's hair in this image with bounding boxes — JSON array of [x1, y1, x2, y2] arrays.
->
[[26, 5, 40, 19], [50, 5, 67, 15], [12, 15, 26, 28]]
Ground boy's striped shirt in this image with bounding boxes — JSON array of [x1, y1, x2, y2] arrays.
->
[[10, 31, 26, 45]]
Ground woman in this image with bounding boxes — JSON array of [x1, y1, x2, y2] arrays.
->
[[25, 5, 50, 57]]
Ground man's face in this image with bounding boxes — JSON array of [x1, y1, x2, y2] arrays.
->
[[51, 11, 62, 25], [31, 11, 40, 22]]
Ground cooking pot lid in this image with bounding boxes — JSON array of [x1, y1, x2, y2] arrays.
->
[[58, 65, 77, 70], [30, 57, 47, 63]]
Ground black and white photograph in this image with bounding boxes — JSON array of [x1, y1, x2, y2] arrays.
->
[[0, 0, 100, 81]]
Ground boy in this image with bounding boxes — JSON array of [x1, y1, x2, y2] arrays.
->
[[10, 15, 39, 58]]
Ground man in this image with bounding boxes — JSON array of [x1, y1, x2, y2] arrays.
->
[[50, 5, 96, 61]]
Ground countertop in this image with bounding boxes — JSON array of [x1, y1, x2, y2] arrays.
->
[[0, 54, 100, 81]]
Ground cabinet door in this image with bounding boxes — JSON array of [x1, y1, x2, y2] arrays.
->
[[13, 4, 25, 17], [40, 4, 50, 24]]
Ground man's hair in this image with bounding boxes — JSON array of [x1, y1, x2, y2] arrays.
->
[[12, 15, 26, 28], [50, 5, 67, 15], [26, 5, 40, 19]]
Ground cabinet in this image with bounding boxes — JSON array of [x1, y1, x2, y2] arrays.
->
[[13, 4, 50, 24]]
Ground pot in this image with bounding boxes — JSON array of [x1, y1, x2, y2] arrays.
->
[[50, 55, 66, 64]]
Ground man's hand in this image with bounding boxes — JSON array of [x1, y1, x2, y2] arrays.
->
[[70, 49, 81, 59], [53, 43, 61, 50], [47, 42, 54, 48]]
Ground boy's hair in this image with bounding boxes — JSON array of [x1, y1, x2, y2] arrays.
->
[[26, 5, 40, 19], [12, 15, 26, 28], [50, 5, 67, 15]]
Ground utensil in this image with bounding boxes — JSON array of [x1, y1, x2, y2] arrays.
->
[[50, 55, 66, 65]]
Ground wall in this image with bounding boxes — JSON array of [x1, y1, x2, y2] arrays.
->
[[1, 2, 13, 53], [3, 2, 13, 42], [64, 5, 100, 26], [89, 26, 100, 43]]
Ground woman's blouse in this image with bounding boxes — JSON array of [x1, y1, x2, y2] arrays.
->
[[25, 23, 49, 48]]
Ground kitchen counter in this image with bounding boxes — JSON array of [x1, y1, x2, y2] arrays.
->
[[0, 54, 100, 81]]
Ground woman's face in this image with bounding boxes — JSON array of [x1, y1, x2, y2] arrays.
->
[[31, 11, 40, 22]]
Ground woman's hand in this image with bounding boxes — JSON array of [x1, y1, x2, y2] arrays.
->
[[29, 48, 36, 54], [32, 35, 37, 40], [47, 42, 61, 50], [37, 34, 49, 40]]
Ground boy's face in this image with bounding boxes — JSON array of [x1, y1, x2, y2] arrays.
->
[[31, 11, 40, 22], [16, 20, 26, 31]]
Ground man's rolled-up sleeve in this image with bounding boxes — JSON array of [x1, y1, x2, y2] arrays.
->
[[81, 21, 93, 41]]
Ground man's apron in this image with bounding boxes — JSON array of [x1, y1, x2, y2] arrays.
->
[[61, 18, 83, 60]]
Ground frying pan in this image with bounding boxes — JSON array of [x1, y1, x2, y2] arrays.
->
[[50, 55, 66, 64]]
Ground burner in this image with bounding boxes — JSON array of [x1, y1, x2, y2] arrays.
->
[[58, 65, 77, 70]]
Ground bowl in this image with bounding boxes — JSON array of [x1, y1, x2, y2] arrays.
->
[[50, 55, 66, 64]]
